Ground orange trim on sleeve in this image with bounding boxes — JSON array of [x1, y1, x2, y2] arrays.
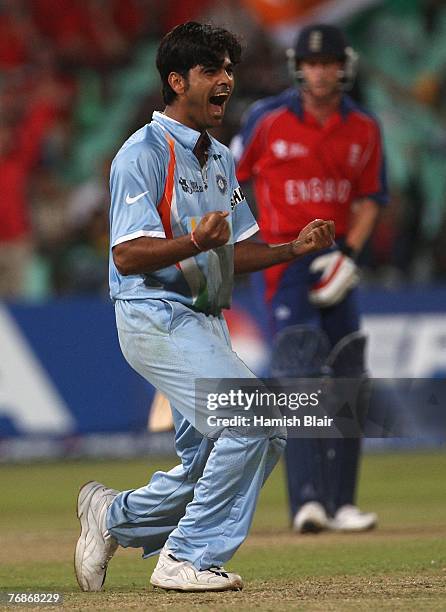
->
[[157, 132, 182, 270], [157, 134, 176, 239]]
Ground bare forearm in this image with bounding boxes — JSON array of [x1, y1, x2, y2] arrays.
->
[[113, 235, 198, 275], [346, 199, 380, 254], [234, 219, 335, 274], [113, 218, 334, 277], [234, 240, 296, 275], [113, 211, 232, 275]]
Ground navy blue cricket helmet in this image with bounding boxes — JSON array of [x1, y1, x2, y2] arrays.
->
[[295, 24, 348, 61], [287, 23, 358, 90]]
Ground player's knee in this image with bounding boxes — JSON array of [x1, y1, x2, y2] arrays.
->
[[185, 437, 214, 483]]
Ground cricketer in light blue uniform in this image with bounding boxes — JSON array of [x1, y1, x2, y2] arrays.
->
[[106, 110, 286, 569]]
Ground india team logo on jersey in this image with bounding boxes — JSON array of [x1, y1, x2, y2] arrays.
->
[[216, 174, 228, 194]]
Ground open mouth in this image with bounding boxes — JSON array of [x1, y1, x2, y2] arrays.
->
[[209, 93, 229, 111]]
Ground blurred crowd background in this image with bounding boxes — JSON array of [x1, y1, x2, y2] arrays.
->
[[1, 0, 446, 301]]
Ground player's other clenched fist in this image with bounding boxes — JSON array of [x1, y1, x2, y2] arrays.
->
[[292, 219, 335, 257], [193, 211, 231, 251]]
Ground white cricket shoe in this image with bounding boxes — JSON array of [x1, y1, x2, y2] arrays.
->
[[293, 501, 328, 533], [75, 480, 119, 591], [328, 504, 378, 532], [150, 546, 243, 592]]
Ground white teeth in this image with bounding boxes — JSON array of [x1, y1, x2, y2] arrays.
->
[[209, 93, 229, 105]]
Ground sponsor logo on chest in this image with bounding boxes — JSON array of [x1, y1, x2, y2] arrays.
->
[[178, 176, 206, 194], [271, 139, 309, 159]]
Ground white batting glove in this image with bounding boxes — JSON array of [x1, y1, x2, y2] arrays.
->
[[309, 250, 360, 308]]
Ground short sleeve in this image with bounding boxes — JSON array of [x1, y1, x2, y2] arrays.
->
[[110, 148, 167, 247]]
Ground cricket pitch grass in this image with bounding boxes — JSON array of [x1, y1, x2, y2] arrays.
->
[[1, 451, 445, 611]]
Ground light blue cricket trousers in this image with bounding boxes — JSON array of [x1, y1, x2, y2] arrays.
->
[[106, 298, 286, 570]]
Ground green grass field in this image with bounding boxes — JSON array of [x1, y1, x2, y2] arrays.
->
[[1, 451, 445, 611]]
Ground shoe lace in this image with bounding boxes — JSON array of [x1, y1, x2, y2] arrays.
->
[[208, 566, 229, 578]]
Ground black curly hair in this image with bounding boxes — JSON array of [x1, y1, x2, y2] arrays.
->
[[156, 22, 242, 105]]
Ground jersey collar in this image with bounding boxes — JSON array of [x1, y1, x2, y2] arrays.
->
[[287, 89, 353, 123], [152, 111, 213, 154]]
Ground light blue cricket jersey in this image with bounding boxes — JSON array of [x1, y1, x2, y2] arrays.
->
[[109, 112, 259, 315]]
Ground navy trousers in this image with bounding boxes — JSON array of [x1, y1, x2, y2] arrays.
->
[[255, 247, 362, 518]]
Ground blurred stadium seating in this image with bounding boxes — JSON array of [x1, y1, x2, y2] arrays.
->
[[1, 0, 446, 299]]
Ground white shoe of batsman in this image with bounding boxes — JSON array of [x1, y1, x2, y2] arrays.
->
[[75, 481, 119, 591], [328, 504, 378, 532], [150, 546, 244, 592], [293, 501, 328, 533]]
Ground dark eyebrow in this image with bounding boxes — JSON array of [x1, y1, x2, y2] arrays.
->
[[201, 58, 234, 71]]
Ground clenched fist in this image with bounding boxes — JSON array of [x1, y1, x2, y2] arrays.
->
[[291, 219, 335, 257], [193, 211, 231, 251]]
